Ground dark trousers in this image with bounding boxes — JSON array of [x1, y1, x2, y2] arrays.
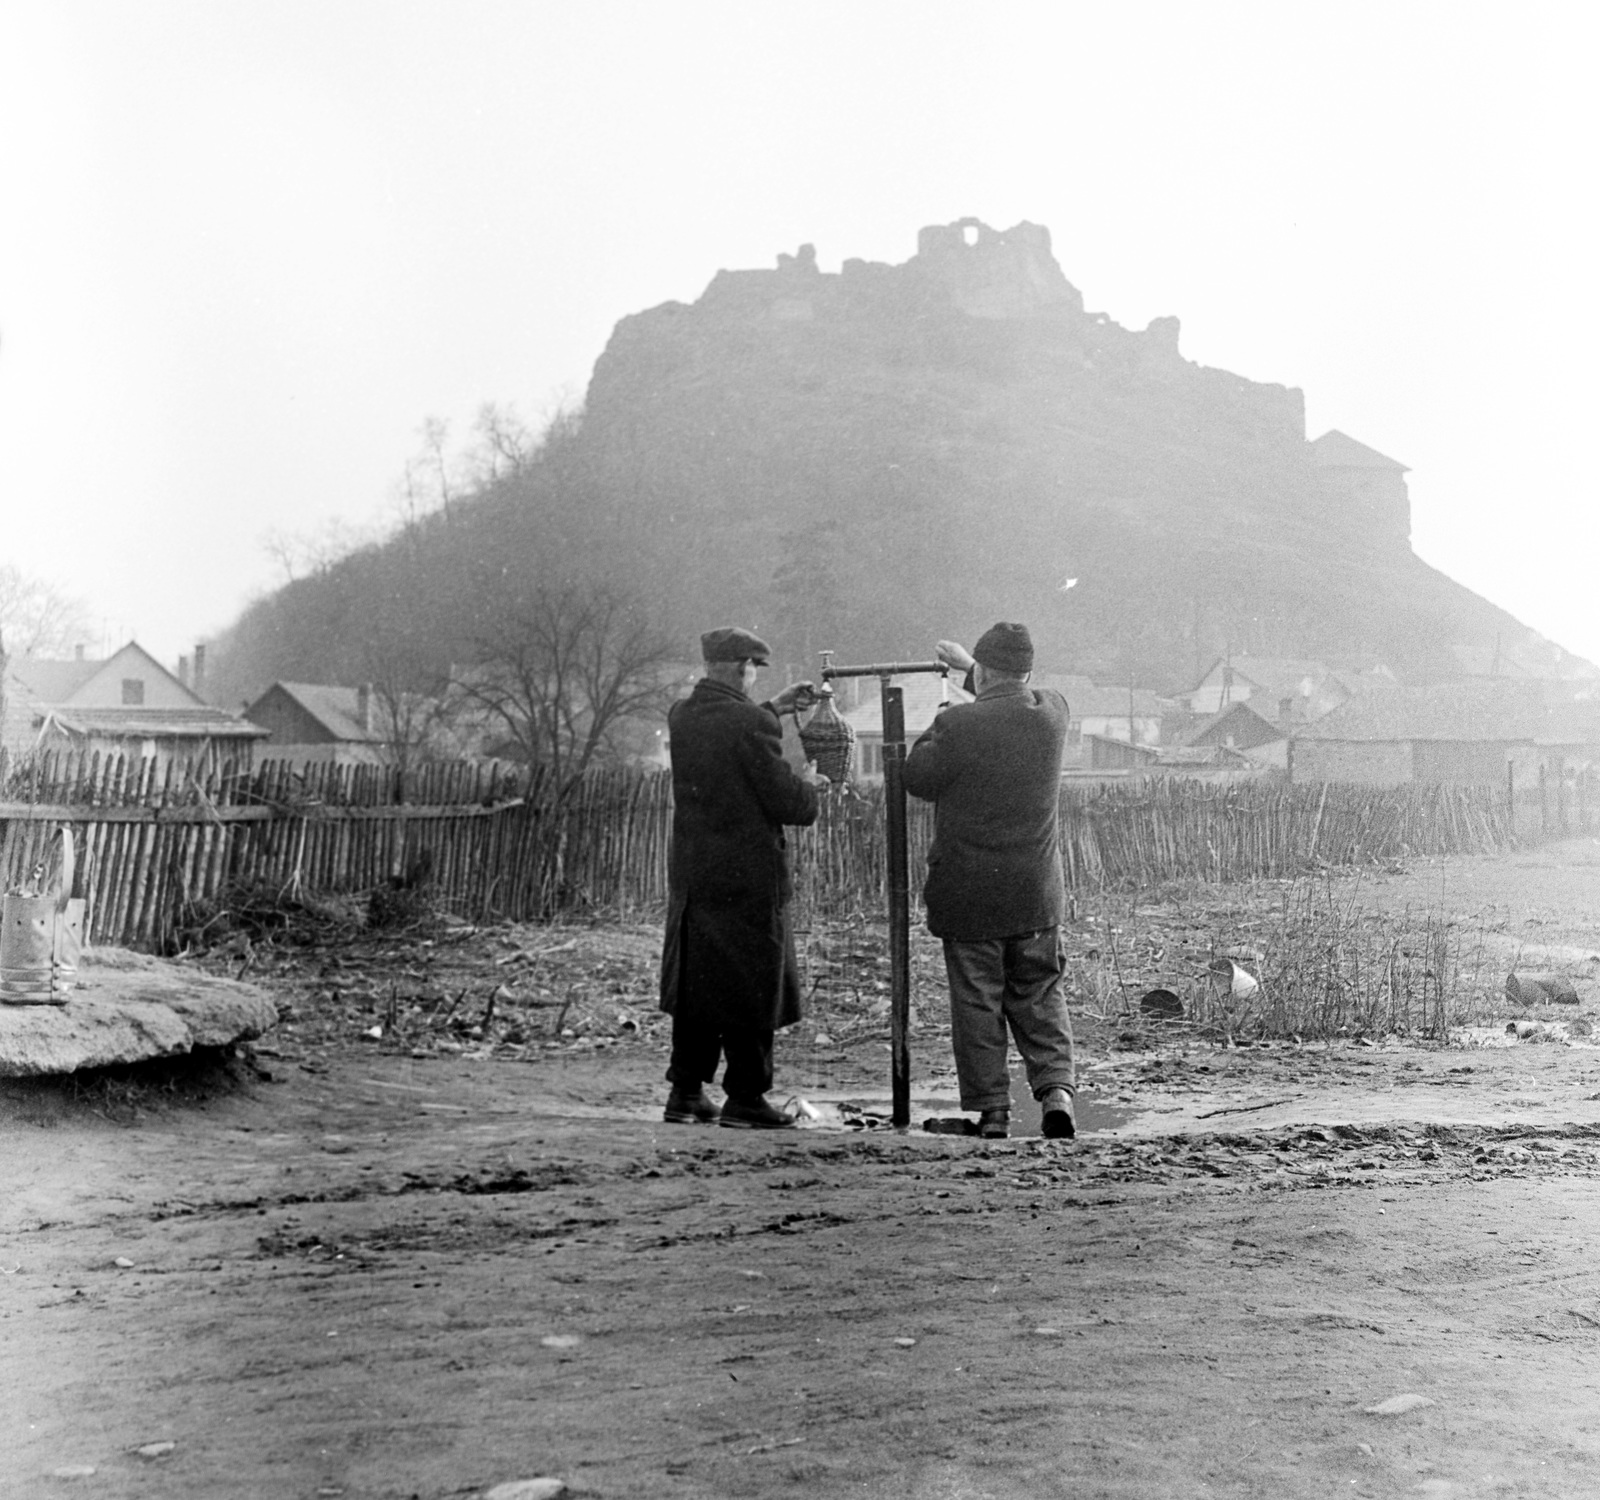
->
[[943, 925, 1076, 1112], [666, 1011, 774, 1103]]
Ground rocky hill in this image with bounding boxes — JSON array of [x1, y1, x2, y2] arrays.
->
[[210, 219, 1589, 705]]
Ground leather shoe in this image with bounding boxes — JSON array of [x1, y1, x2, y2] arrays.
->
[[663, 1086, 720, 1125], [720, 1096, 797, 1130], [1039, 1087, 1076, 1140], [977, 1107, 1009, 1139]]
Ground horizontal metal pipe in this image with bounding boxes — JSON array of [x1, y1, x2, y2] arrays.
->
[[821, 661, 948, 679]]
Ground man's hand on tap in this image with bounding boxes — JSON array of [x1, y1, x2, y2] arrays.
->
[[771, 680, 822, 715], [934, 640, 975, 674]]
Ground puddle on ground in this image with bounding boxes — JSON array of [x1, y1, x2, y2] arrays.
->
[[786, 1085, 1140, 1138]]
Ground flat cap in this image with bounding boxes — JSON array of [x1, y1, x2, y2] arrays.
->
[[973, 621, 1034, 674], [700, 626, 772, 665]]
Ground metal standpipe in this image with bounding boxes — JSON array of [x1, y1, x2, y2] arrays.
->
[[820, 658, 948, 1130]]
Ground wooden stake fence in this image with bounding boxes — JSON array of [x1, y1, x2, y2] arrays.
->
[[0, 749, 1516, 952]]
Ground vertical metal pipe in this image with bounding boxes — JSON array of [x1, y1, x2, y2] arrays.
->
[[881, 681, 911, 1128]]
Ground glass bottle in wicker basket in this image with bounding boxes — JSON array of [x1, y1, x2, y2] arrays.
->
[[798, 687, 854, 784]]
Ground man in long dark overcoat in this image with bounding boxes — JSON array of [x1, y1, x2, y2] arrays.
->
[[659, 627, 824, 1129], [903, 621, 1077, 1140]]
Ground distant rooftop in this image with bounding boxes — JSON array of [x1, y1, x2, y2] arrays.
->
[[1297, 680, 1600, 744], [42, 707, 266, 739], [9, 657, 102, 702], [258, 682, 385, 743]]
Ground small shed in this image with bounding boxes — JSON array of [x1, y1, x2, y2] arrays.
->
[[1087, 734, 1162, 771], [1185, 701, 1286, 754], [243, 682, 388, 766]]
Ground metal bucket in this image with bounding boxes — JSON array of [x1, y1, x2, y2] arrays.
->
[[0, 895, 84, 1005]]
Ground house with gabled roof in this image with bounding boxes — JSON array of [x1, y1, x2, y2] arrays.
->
[[1185, 700, 1288, 769], [1185, 655, 1389, 725], [2, 641, 268, 765], [242, 682, 389, 766], [839, 674, 974, 780]]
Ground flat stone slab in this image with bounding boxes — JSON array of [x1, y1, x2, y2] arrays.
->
[[0, 949, 278, 1077]]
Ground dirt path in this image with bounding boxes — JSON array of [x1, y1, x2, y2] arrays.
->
[[7, 846, 1600, 1499]]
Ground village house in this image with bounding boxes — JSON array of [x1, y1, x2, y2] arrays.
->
[[1290, 680, 1600, 789], [1, 641, 267, 767], [1183, 700, 1289, 770], [241, 682, 390, 767], [1184, 655, 1391, 726], [839, 674, 974, 780], [835, 673, 1168, 780]]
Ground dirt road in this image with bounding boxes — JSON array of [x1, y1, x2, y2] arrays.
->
[[7, 844, 1600, 1499]]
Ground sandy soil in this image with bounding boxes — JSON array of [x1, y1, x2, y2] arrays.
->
[[7, 844, 1600, 1499]]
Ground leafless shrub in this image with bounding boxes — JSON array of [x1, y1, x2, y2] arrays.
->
[[1188, 880, 1501, 1041]]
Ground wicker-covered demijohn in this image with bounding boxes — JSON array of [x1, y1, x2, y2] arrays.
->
[[798, 688, 855, 784]]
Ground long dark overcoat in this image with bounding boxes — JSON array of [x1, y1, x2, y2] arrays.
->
[[902, 680, 1069, 941], [659, 678, 819, 1030]]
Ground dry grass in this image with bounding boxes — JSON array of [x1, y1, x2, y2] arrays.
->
[[1071, 875, 1504, 1043]]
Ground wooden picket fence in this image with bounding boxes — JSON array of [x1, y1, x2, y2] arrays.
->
[[0, 749, 1515, 951]]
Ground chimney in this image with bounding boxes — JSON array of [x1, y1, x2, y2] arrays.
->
[[1278, 696, 1295, 727], [357, 683, 372, 733], [193, 644, 206, 697], [74, 643, 85, 661], [178, 654, 190, 689]]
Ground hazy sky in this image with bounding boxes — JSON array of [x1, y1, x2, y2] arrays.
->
[[3, 1, 1595, 675]]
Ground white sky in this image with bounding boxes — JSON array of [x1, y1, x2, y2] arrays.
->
[[2, 1, 1596, 672]]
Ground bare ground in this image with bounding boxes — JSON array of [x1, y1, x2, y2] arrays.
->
[[7, 842, 1600, 1499]]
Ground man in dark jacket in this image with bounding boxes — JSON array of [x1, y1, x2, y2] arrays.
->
[[903, 622, 1076, 1140], [659, 627, 825, 1129]]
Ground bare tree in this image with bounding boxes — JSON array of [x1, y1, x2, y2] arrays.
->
[[469, 402, 535, 485], [0, 566, 92, 658], [364, 666, 458, 785], [453, 583, 679, 794], [259, 519, 374, 585], [393, 416, 460, 532]]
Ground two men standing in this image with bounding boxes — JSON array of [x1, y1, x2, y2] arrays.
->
[[660, 618, 1075, 1142]]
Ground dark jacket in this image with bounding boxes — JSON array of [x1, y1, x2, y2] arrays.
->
[[659, 678, 819, 1029], [902, 680, 1069, 941]]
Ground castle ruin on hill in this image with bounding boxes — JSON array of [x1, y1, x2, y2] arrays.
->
[[575, 217, 1529, 686]]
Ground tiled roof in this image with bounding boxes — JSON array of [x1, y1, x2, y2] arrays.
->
[[1184, 701, 1285, 747], [43, 707, 268, 739], [1311, 429, 1409, 472], [9, 657, 102, 702], [268, 683, 384, 743], [1297, 681, 1600, 744]]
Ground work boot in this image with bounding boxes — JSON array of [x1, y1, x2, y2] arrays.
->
[[1039, 1087, 1076, 1140], [663, 1086, 720, 1125], [977, 1107, 1009, 1140], [719, 1095, 797, 1130]]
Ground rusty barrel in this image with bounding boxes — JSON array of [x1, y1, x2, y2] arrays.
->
[[0, 895, 85, 1005]]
